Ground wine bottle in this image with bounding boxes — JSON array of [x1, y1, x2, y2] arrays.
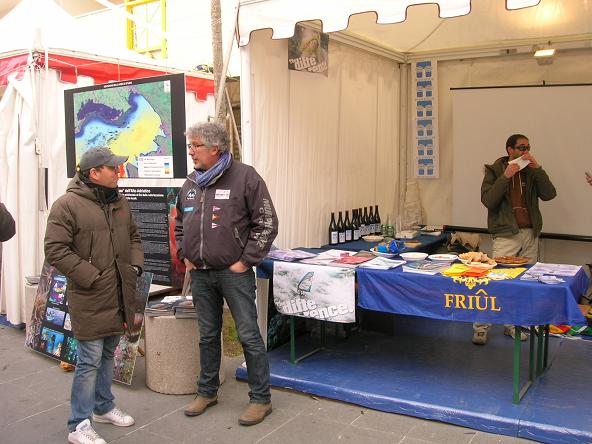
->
[[329, 212, 338, 245], [337, 211, 346, 244], [368, 206, 375, 234], [344, 210, 352, 242], [362, 207, 369, 236], [352, 209, 360, 241], [375, 205, 382, 235], [358, 207, 366, 237]]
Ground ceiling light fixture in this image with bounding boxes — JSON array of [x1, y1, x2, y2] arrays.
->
[[534, 48, 556, 58]]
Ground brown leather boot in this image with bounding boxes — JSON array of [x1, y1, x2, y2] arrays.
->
[[238, 402, 272, 426], [184, 395, 218, 417]]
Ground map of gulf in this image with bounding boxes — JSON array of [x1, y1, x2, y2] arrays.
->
[[73, 82, 173, 178]]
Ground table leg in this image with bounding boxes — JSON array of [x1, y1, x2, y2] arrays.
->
[[536, 324, 545, 376], [289, 316, 327, 365], [513, 326, 522, 404]]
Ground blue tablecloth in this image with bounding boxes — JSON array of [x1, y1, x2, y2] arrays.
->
[[357, 267, 588, 326]]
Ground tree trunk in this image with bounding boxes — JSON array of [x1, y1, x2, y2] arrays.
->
[[211, 0, 227, 123]]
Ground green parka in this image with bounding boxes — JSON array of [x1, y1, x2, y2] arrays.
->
[[481, 156, 556, 238], [44, 175, 143, 341]]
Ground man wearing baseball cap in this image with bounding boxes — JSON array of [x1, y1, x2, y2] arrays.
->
[[45, 147, 144, 444]]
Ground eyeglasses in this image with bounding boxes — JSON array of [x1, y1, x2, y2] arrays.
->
[[514, 144, 531, 152], [187, 143, 206, 151]]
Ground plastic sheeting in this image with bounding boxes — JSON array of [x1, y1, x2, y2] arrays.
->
[[236, 315, 592, 442]]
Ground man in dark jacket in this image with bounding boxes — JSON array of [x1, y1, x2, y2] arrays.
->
[[0, 202, 15, 242], [176, 122, 278, 426], [45, 147, 144, 444], [473, 134, 556, 345]]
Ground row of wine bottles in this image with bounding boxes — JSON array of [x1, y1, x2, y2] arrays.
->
[[329, 205, 381, 244]]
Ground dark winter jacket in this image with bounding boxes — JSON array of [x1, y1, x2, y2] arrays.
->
[[0, 203, 15, 242], [44, 175, 144, 341], [175, 160, 278, 269], [481, 156, 556, 238]]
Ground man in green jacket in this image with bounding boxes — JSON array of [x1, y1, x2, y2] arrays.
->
[[473, 134, 556, 345], [45, 147, 144, 444]]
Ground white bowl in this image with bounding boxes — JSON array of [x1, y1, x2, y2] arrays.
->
[[362, 235, 384, 242], [370, 249, 396, 258], [400, 252, 428, 262]]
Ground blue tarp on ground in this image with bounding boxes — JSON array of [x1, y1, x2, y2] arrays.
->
[[236, 316, 592, 443]]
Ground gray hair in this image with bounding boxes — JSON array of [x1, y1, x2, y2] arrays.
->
[[185, 122, 230, 153]]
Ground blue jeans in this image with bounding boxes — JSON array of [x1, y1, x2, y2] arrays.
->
[[190, 268, 270, 404], [67, 335, 120, 432]]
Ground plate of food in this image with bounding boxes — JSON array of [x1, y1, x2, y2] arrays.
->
[[370, 248, 396, 258], [458, 251, 497, 269], [494, 256, 529, 267], [427, 253, 458, 263], [362, 235, 384, 243]]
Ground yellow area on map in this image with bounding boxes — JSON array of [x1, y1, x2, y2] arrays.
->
[[109, 106, 164, 162]]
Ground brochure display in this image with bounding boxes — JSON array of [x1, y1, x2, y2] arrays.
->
[[26, 263, 153, 385]]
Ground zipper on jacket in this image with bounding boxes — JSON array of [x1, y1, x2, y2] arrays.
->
[[88, 232, 94, 264], [199, 189, 206, 268], [234, 227, 245, 248]]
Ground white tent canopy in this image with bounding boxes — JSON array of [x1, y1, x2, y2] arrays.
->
[[0, 0, 214, 326], [237, 0, 590, 53], [237, 0, 592, 259]]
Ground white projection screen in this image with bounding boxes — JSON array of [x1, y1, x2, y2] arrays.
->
[[452, 84, 592, 238]]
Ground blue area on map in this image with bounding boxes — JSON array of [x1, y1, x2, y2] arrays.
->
[[75, 93, 160, 156]]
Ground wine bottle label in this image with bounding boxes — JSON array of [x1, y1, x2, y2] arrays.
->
[[331, 232, 338, 244], [345, 231, 352, 241], [338, 232, 345, 243], [353, 229, 360, 240]]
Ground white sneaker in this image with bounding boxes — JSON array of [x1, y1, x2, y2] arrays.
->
[[68, 419, 107, 444], [93, 406, 135, 427]]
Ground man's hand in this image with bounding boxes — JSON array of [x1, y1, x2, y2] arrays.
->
[[504, 163, 521, 178], [521, 152, 540, 169], [229, 260, 249, 273], [184, 258, 197, 271]]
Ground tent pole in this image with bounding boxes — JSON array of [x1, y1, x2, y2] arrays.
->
[[214, 1, 239, 121], [398, 63, 409, 219]]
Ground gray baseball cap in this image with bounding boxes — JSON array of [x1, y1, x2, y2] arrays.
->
[[79, 147, 128, 171]]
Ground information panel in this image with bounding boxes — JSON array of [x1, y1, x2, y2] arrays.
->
[[120, 187, 184, 287]]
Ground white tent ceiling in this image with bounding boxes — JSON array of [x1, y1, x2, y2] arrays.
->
[[238, 0, 592, 56]]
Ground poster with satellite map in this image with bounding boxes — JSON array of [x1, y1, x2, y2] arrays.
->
[[64, 73, 187, 178]]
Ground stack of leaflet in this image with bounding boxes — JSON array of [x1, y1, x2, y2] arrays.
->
[[359, 257, 406, 270], [402, 260, 450, 275], [174, 298, 197, 319], [299, 249, 353, 266], [145, 295, 191, 317], [328, 253, 374, 268], [520, 262, 580, 283], [266, 249, 318, 262]]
